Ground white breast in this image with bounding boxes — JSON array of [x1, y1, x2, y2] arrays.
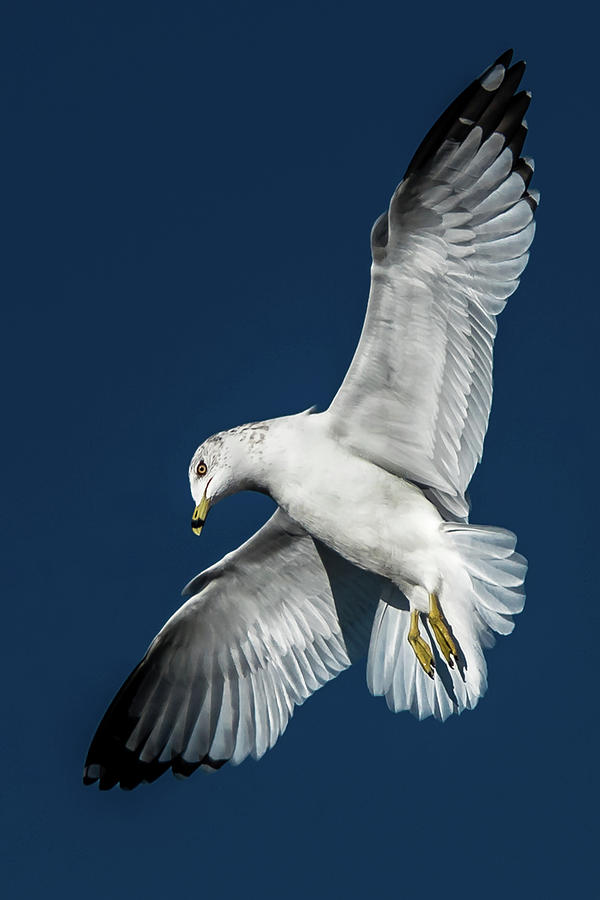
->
[[263, 412, 446, 597]]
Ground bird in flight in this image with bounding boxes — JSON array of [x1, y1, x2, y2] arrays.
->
[[84, 50, 535, 790]]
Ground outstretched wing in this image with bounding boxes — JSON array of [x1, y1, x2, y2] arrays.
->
[[83, 510, 383, 789], [328, 51, 537, 519]]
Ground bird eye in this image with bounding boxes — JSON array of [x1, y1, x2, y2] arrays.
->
[[196, 461, 207, 477]]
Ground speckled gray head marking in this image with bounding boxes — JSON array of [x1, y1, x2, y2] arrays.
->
[[189, 420, 274, 484]]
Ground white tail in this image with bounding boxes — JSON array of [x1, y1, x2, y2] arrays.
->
[[366, 524, 527, 720]]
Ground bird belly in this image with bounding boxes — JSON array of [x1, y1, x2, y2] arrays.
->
[[270, 433, 446, 604]]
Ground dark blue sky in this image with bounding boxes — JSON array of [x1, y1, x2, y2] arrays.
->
[[4, 2, 597, 897]]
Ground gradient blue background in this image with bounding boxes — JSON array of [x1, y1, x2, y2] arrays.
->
[[4, 2, 597, 897]]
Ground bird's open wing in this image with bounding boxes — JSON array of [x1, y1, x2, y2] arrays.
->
[[83, 509, 383, 789], [328, 51, 537, 519]]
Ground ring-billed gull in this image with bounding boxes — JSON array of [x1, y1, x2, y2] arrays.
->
[[84, 50, 535, 790]]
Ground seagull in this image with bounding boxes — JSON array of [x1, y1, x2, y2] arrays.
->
[[84, 50, 536, 790]]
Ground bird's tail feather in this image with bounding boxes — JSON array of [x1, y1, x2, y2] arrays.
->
[[366, 524, 526, 720]]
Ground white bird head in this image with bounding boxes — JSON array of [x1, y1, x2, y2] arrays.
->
[[188, 423, 270, 534]]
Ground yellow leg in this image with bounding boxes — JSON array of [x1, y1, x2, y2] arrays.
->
[[428, 592, 458, 667], [408, 610, 434, 677]]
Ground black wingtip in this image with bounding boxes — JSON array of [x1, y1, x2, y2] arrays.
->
[[404, 50, 527, 179], [509, 59, 527, 80], [83, 651, 233, 790], [494, 49, 514, 68]]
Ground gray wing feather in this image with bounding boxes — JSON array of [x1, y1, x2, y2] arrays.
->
[[328, 53, 537, 519], [83, 509, 383, 789]]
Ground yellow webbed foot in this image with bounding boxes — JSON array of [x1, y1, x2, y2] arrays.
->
[[428, 592, 458, 667], [408, 610, 435, 677]]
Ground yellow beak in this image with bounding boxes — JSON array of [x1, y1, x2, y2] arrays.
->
[[191, 492, 210, 536]]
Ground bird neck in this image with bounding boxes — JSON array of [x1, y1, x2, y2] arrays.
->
[[224, 410, 313, 498]]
